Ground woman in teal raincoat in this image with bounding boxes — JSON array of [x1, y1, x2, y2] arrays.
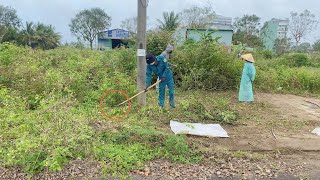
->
[[239, 53, 256, 102]]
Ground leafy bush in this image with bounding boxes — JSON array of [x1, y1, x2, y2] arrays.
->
[[0, 42, 26, 66], [215, 110, 238, 124], [147, 30, 173, 55], [172, 40, 242, 90], [0, 44, 137, 107], [281, 53, 310, 67], [256, 49, 273, 59], [96, 143, 158, 178], [255, 64, 320, 94]]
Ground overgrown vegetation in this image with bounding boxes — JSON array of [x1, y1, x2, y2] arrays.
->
[[0, 43, 202, 178], [173, 40, 243, 90], [1, 36, 320, 178], [253, 52, 320, 94]]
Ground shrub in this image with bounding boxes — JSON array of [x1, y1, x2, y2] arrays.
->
[[172, 40, 242, 90], [282, 53, 310, 67], [147, 30, 173, 55]]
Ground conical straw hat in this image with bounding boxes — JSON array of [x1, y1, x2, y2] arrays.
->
[[240, 53, 254, 63]]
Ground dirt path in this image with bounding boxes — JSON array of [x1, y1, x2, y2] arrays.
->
[[258, 93, 320, 121], [205, 93, 320, 152], [177, 92, 320, 179]]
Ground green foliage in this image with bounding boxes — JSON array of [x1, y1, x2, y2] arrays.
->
[[256, 49, 273, 59], [28, 22, 61, 50], [233, 14, 261, 35], [147, 30, 173, 55], [63, 41, 85, 49], [95, 124, 202, 177], [0, 44, 137, 105], [282, 53, 310, 67], [1, 22, 62, 50], [2, 39, 320, 178], [233, 14, 263, 48], [173, 40, 242, 90], [69, 8, 112, 49], [1, 27, 21, 43], [294, 42, 312, 53], [0, 44, 202, 177], [0, 88, 94, 174], [0, 5, 21, 28], [313, 40, 320, 52], [216, 110, 238, 125], [309, 52, 320, 67], [164, 135, 200, 163], [232, 31, 263, 48], [157, 11, 180, 31], [179, 96, 239, 125], [197, 29, 221, 43], [255, 66, 320, 94], [273, 38, 291, 55], [254, 53, 320, 94], [0, 5, 21, 41], [96, 143, 158, 178], [0, 42, 25, 66]]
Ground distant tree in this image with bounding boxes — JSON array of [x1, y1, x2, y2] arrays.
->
[[233, 14, 261, 36], [0, 5, 21, 41], [313, 40, 320, 52], [32, 23, 61, 49], [120, 17, 137, 34], [289, 10, 318, 46], [0, 20, 61, 49], [1, 27, 21, 43], [179, 6, 215, 28], [20, 22, 35, 46], [294, 42, 311, 53], [157, 11, 179, 31], [233, 14, 263, 48], [273, 38, 291, 55], [232, 31, 263, 48], [6, 22, 61, 50], [69, 8, 111, 50]]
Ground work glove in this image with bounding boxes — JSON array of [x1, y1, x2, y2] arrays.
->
[[160, 77, 165, 82]]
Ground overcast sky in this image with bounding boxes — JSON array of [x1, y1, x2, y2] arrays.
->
[[0, 0, 319, 44]]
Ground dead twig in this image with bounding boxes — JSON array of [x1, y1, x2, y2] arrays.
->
[[271, 128, 277, 139], [304, 100, 320, 108]]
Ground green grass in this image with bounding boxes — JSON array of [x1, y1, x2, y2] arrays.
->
[[1, 42, 320, 178], [0, 86, 203, 177]]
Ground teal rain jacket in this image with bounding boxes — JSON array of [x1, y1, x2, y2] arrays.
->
[[239, 62, 256, 102]]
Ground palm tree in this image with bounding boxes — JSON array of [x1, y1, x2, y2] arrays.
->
[[157, 11, 180, 31], [28, 23, 61, 49], [21, 22, 35, 46], [20, 22, 61, 49]]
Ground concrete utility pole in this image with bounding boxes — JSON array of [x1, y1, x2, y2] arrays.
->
[[137, 0, 147, 105]]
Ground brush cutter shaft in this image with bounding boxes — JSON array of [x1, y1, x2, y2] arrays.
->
[[117, 80, 161, 106]]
